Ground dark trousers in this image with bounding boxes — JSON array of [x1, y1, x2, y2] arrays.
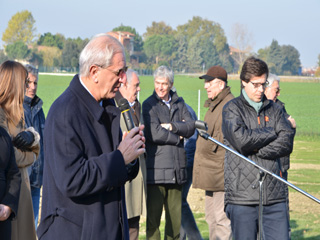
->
[[180, 166, 203, 240], [147, 184, 182, 240], [226, 202, 289, 240], [128, 216, 140, 240]]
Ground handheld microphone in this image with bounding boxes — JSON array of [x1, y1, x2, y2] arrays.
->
[[118, 98, 135, 131]]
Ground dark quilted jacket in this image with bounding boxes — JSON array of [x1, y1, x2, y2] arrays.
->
[[275, 99, 296, 172], [222, 93, 295, 206], [142, 90, 195, 185]]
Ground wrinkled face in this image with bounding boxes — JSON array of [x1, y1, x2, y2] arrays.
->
[[25, 73, 38, 99], [154, 77, 172, 101], [242, 74, 267, 103], [127, 73, 140, 103], [96, 52, 127, 100], [264, 81, 280, 102], [204, 78, 224, 99]]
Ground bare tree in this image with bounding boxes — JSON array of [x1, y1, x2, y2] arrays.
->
[[229, 23, 254, 72]]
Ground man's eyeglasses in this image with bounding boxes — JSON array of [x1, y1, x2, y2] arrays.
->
[[249, 81, 269, 89], [96, 64, 128, 77]]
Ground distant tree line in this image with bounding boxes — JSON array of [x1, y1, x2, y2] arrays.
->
[[0, 10, 311, 76]]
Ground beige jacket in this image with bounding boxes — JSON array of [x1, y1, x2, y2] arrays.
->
[[115, 97, 147, 219]]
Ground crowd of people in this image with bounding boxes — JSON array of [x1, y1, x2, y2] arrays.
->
[[0, 33, 296, 240]]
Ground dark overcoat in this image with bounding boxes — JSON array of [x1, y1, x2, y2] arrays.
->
[[37, 75, 136, 240], [0, 126, 21, 240]]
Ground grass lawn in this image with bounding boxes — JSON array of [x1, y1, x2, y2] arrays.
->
[[37, 73, 320, 239]]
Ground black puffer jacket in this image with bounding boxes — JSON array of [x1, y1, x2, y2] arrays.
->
[[142, 90, 195, 185], [275, 99, 296, 172], [222, 93, 295, 206]]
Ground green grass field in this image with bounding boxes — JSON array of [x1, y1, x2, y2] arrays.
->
[[37, 73, 320, 239]]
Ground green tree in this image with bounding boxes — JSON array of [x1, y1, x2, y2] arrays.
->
[[281, 45, 301, 75], [266, 39, 282, 74], [2, 10, 36, 45], [0, 50, 9, 63], [39, 46, 62, 67], [176, 16, 231, 71], [143, 21, 175, 39], [176, 16, 227, 51], [143, 35, 176, 64], [187, 36, 204, 72], [318, 54, 320, 67], [38, 32, 65, 49], [29, 49, 43, 67], [112, 25, 143, 52], [61, 37, 88, 68], [5, 41, 30, 60], [61, 39, 79, 68], [173, 33, 188, 71]]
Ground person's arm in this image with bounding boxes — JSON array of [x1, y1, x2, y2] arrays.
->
[[222, 101, 278, 156], [142, 101, 181, 145], [256, 108, 295, 159], [170, 102, 196, 139]]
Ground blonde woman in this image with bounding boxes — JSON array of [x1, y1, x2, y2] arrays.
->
[[0, 60, 40, 240]]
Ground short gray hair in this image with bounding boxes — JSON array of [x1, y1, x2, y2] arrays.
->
[[126, 69, 139, 85], [153, 65, 174, 85], [79, 33, 125, 77], [25, 64, 38, 78], [266, 73, 280, 88]]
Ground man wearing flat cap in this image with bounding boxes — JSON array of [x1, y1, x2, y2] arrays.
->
[[193, 66, 233, 240]]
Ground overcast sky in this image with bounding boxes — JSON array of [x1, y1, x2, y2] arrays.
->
[[1, 0, 319, 68]]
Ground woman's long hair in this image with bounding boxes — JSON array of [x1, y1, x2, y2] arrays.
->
[[0, 60, 27, 125]]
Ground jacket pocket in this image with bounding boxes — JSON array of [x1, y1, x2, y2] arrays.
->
[[37, 208, 93, 240]]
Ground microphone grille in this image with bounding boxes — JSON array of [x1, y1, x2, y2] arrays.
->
[[118, 98, 130, 112]]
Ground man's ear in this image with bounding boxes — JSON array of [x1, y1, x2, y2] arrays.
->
[[89, 65, 99, 83]]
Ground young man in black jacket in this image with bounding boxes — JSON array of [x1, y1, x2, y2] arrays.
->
[[222, 57, 295, 240]]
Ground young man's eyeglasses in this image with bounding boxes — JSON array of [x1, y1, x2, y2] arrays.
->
[[249, 81, 269, 89]]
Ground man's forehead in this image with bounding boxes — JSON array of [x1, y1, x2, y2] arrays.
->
[[155, 77, 169, 83], [250, 75, 266, 82], [28, 73, 38, 81]]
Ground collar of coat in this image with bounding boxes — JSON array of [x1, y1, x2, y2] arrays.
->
[[69, 74, 120, 122], [24, 95, 42, 108], [204, 86, 232, 110], [152, 90, 180, 105], [239, 90, 272, 114]]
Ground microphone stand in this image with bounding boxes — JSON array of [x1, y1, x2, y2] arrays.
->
[[198, 130, 320, 240]]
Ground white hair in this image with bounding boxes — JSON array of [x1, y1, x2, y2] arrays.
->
[[79, 33, 124, 77], [266, 73, 280, 88], [126, 69, 139, 85], [153, 65, 174, 84]]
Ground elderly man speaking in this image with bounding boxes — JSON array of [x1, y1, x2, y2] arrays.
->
[[37, 34, 145, 240]]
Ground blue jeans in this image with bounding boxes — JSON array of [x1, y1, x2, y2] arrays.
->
[[180, 166, 203, 240], [226, 202, 289, 240], [31, 186, 41, 229]]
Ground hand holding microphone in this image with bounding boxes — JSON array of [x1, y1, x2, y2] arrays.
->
[[117, 98, 145, 165]]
